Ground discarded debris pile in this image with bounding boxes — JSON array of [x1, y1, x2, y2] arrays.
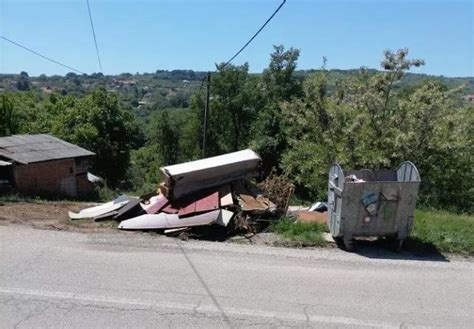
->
[[69, 149, 291, 238]]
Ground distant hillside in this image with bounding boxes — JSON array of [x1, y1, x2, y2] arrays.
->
[[294, 69, 474, 94], [1, 69, 472, 115]]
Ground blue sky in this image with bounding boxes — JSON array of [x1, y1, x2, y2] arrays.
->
[[1, 0, 472, 77]]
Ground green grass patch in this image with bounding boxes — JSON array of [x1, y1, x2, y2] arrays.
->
[[411, 209, 474, 255], [272, 217, 328, 246]]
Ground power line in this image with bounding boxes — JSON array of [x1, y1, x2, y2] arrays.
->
[[201, 1, 286, 157], [223, 0, 286, 68], [0, 35, 86, 74], [86, 0, 103, 72]]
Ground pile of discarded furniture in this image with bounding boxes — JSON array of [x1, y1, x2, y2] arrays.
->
[[69, 149, 287, 236]]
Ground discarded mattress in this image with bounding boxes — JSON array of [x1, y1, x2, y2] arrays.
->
[[160, 149, 261, 200], [118, 209, 234, 230], [69, 195, 130, 220]]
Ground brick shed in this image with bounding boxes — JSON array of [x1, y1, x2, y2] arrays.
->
[[0, 134, 96, 196]]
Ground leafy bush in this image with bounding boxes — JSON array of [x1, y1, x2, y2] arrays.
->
[[281, 49, 473, 212]]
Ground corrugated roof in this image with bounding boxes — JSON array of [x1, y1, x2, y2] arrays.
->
[[0, 134, 95, 164]]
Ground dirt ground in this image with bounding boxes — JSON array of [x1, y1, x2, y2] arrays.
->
[[0, 201, 323, 248], [0, 201, 119, 233]]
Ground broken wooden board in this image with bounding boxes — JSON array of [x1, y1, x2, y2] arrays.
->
[[219, 184, 234, 207], [234, 181, 276, 213], [238, 194, 268, 212], [93, 210, 118, 221], [142, 194, 169, 214], [118, 210, 222, 230], [216, 209, 234, 227], [164, 227, 190, 235], [157, 189, 220, 216], [69, 195, 130, 220], [114, 197, 144, 220], [162, 203, 179, 214], [176, 190, 220, 216], [118, 213, 180, 230], [160, 149, 261, 200]]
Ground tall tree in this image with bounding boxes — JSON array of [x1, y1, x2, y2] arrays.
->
[[148, 110, 180, 165], [53, 87, 140, 185], [189, 63, 259, 157], [281, 48, 472, 212], [250, 45, 302, 174], [210, 63, 258, 152], [16, 71, 31, 91]]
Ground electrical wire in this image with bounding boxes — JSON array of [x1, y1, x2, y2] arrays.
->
[[200, 1, 286, 156], [0, 35, 86, 74], [223, 0, 286, 68], [86, 0, 103, 72]]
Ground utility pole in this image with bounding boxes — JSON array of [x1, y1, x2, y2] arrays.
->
[[202, 71, 211, 158]]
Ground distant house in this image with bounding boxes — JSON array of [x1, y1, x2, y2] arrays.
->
[[0, 134, 96, 196], [463, 94, 474, 103]]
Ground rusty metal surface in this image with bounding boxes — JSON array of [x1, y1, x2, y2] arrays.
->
[[177, 190, 220, 216]]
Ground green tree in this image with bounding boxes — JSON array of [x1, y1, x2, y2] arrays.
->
[[250, 45, 302, 173], [128, 145, 162, 194], [281, 67, 350, 199], [188, 63, 259, 157], [210, 63, 259, 153], [0, 95, 19, 136], [16, 71, 31, 91], [53, 87, 141, 185], [148, 110, 180, 165], [281, 48, 473, 212], [397, 81, 473, 212]]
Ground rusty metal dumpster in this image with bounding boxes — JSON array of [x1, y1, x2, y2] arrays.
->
[[328, 161, 421, 251]]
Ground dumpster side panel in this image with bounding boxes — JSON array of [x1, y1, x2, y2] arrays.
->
[[394, 182, 420, 239], [340, 182, 413, 237], [328, 162, 420, 241], [328, 164, 344, 237]]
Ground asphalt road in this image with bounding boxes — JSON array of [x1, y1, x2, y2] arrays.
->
[[1, 225, 473, 328]]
